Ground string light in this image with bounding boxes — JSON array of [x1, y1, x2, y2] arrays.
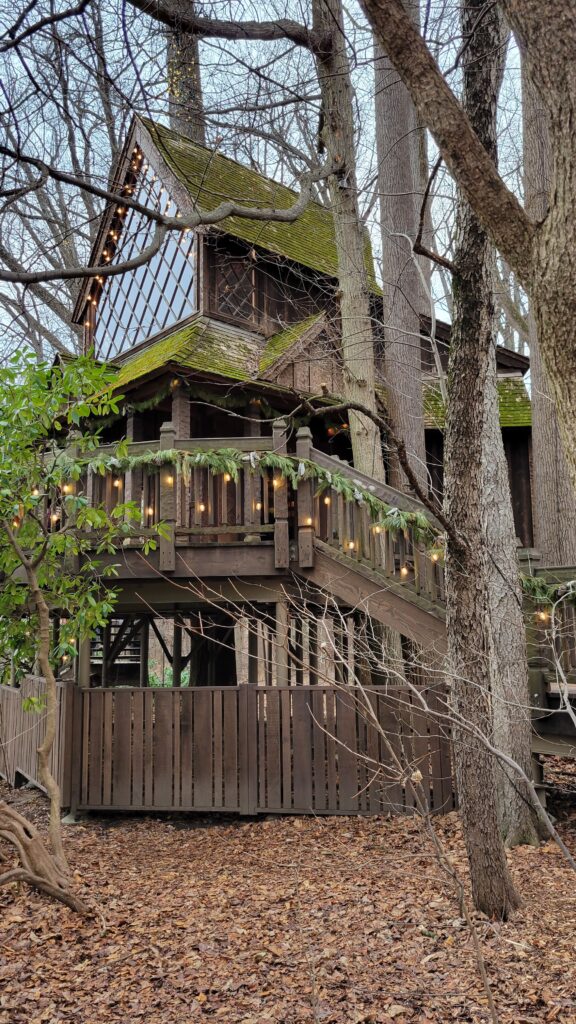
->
[[373, 525, 382, 535], [305, 516, 313, 526], [146, 506, 154, 516], [348, 541, 355, 551], [113, 478, 122, 489], [323, 496, 331, 506], [62, 483, 72, 494], [12, 518, 19, 529], [198, 503, 206, 513], [51, 513, 59, 524], [431, 552, 439, 562], [166, 474, 174, 485], [273, 478, 282, 489], [223, 473, 231, 483], [537, 609, 550, 622], [32, 487, 39, 497], [400, 565, 409, 577]]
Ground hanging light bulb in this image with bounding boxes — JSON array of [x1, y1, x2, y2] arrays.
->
[[305, 516, 313, 526], [348, 540, 355, 551], [255, 501, 262, 511], [113, 478, 122, 489], [198, 502, 206, 513], [146, 506, 154, 516], [400, 565, 409, 577], [323, 496, 331, 506], [223, 473, 231, 483], [373, 525, 382, 535]]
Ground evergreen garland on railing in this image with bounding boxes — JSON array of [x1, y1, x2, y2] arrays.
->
[[85, 446, 442, 548]]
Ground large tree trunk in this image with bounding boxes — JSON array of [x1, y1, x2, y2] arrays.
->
[[482, 348, 540, 846], [445, 0, 520, 916], [165, 1, 206, 144], [521, 57, 576, 565], [374, 5, 427, 490], [312, 0, 385, 481]]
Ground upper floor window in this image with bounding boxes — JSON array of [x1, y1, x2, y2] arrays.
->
[[87, 150, 196, 361]]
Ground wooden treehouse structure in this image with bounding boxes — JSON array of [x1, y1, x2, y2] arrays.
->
[[1, 119, 572, 817]]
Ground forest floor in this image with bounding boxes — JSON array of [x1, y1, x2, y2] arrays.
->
[[1, 768, 576, 1024]]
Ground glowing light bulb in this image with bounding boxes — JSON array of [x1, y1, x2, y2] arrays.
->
[[32, 487, 39, 497], [223, 473, 231, 483], [62, 483, 71, 494], [166, 474, 174, 485], [348, 541, 355, 551], [400, 565, 409, 577], [273, 478, 282, 489], [305, 516, 313, 526], [537, 610, 550, 622], [113, 478, 122, 489], [323, 496, 331, 506], [431, 552, 439, 562], [255, 501, 262, 511], [373, 526, 381, 535], [51, 513, 59, 524], [146, 506, 154, 516], [198, 503, 206, 513]]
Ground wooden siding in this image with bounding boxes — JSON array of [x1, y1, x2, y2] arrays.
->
[[75, 684, 454, 816], [0, 677, 72, 806]]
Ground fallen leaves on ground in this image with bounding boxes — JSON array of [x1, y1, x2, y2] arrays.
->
[[1, 780, 576, 1023]]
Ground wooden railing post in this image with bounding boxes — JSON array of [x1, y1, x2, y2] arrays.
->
[[159, 421, 176, 572], [296, 426, 314, 568], [272, 418, 289, 569]]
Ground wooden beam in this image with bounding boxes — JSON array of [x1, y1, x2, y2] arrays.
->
[[173, 616, 183, 687], [139, 617, 149, 688]]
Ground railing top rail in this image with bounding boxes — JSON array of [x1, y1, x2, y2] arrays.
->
[[173, 437, 272, 453], [310, 447, 435, 517]]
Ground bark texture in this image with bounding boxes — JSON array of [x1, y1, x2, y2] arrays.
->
[[521, 56, 576, 564], [444, 0, 520, 915], [361, 0, 576, 503], [165, 0, 207, 144], [374, 5, 427, 490], [483, 348, 539, 846], [313, 0, 385, 481]]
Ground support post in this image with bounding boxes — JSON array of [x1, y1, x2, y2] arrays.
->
[[172, 615, 183, 687], [125, 412, 143, 508], [272, 418, 289, 569], [139, 617, 149, 688], [159, 421, 176, 572], [296, 426, 315, 568], [275, 601, 290, 687], [100, 624, 110, 688], [77, 637, 91, 689]]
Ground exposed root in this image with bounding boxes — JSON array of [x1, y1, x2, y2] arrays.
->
[[0, 800, 90, 915]]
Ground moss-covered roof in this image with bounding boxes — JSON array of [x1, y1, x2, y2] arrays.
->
[[141, 119, 379, 292], [115, 314, 329, 390], [423, 376, 531, 429], [259, 314, 324, 374], [115, 316, 260, 388]]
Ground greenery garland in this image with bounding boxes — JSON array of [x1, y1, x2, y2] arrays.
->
[[85, 446, 441, 547]]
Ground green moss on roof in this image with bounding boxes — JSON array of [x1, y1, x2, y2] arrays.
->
[[259, 314, 324, 373], [115, 316, 260, 388], [423, 376, 531, 429], [141, 119, 379, 293]]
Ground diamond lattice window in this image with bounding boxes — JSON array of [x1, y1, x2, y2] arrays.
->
[[90, 152, 196, 361]]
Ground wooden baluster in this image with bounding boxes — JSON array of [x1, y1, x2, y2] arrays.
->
[[296, 426, 314, 568], [273, 418, 289, 569], [159, 421, 176, 572]]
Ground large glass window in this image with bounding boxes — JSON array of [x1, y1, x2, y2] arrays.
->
[[90, 153, 196, 361]]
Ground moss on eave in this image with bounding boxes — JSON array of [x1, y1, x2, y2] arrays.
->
[[115, 316, 259, 388], [142, 118, 380, 293], [423, 376, 532, 429], [259, 314, 324, 373]]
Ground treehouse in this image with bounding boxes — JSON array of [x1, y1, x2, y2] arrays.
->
[[1, 117, 564, 820]]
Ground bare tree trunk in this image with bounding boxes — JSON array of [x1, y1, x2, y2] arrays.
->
[[165, 1, 206, 144], [482, 349, 540, 846], [445, 0, 520, 917], [374, 3, 427, 490], [521, 57, 576, 565], [25, 567, 68, 879], [312, 0, 385, 481]]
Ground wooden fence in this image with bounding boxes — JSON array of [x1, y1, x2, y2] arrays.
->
[[0, 676, 72, 805], [74, 684, 454, 816]]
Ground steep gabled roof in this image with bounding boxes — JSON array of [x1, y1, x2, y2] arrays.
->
[[140, 119, 379, 291]]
